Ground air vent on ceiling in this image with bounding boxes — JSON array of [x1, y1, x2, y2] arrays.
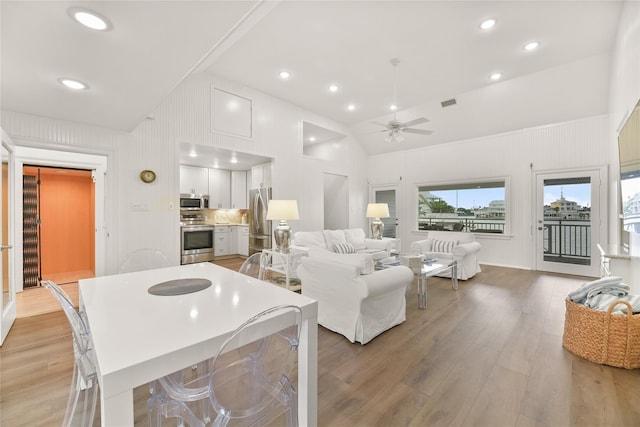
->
[[441, 98, 457, 108]]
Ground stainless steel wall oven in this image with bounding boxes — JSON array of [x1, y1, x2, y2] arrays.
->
[[180, 225, 215, 264]]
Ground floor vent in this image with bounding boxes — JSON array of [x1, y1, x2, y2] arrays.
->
[[441, 98, 457, 107]]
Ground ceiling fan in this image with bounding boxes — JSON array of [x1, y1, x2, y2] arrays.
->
[[370, 58, 433, 143]]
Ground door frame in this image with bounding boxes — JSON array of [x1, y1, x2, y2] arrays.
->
[[12, 146, 108, 292], [0, 129, 16, 345], [533, 166, 607, 277], [369, 183, 401, 251]]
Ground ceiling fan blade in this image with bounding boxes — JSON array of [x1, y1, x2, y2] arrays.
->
[[363, 129, 390, 135], [400, 117, 429, 127], [403, 128, 434, 135], [370, 121, 391, 128]]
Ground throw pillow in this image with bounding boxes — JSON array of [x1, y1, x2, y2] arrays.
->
[[432, 239, 457, 253], [332, 242, 356, 254], [323, 229, 347, 248]]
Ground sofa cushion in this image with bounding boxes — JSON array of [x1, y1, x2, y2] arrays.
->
[[432, 239, 457, 253], [324, 229, 347, 248], [293, 231, 327, 249], [332, 242, 356, 254], [308, 247, 374, 274], [344, 228, 367, 250]]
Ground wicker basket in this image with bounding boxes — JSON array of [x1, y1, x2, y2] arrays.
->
[[563, 298, 640, 369]]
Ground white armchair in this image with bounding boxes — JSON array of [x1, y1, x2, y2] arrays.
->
[[296, 249, 413, 344], [410, 231, 481, 280]]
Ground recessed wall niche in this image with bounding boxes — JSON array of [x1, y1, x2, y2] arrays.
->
[[302, 121, 346, 161], [212, 87, 253, 138]]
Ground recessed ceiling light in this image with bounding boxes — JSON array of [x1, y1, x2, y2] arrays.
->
[[390, 104, 398, 111], [347, 104, 356, 111], [490, 73, 502, 81], [480, 19, 496, 30], [309, 136, 316, 142], [524, 41, 540, 51], [189, 152, 198, 158], [279, 71, 291, 80], [69, 7, 111, 31], [230, 158, 238, 164], [58, 78, 88, 90], [329, 84, 339, 93]]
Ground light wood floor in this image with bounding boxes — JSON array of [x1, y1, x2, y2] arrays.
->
[[2, 261, 639, 426]]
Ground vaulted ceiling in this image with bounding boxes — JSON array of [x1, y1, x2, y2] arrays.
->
[[1, 1, 624, 156]]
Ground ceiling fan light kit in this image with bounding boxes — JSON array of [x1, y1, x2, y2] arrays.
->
[[371, 57, 434, 143]]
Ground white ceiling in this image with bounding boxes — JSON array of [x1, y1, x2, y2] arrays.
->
[[1, 1, 624, 158]]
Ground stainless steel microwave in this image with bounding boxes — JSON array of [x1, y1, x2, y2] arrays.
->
[[180, 193, 209, 210]]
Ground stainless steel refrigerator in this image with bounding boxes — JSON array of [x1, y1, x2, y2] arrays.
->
[[248, 187, 272, 255]]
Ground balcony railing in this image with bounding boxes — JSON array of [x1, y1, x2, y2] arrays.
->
[[418, 218, 504, 233], [542, 219, 591, 265]]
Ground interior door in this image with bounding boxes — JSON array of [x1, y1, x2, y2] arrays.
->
[[535, 169, 603, 277], [0, 130, 16, 345]]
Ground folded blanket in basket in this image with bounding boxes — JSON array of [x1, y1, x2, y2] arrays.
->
[[584, 293, 640, 314], [568, 276, 626, 304]]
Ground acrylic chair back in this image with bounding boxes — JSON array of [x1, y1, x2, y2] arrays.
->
[[118, 248, 169, 273], [208, 304, 302, 427], [238, 252, 266, 279], [43, 280, 99, 427]]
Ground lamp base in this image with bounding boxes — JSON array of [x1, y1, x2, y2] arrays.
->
[[371, 218, 384, 240], [273, 221, 292, 252]]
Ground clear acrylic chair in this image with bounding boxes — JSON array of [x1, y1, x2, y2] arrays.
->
[[118, 248, 169, 273], [148, 305, 301, 427], [43, 280, 99, 427], [209, 304, 302, 427], [238, 253, 266, 279]]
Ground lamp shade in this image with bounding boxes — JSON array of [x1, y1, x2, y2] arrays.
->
[[366, 203, 389, 218], [266, 200, 300, 220]]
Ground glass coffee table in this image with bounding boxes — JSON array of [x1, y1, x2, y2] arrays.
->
[[415, 259, 458, 309], [376, 257, 458, 309]]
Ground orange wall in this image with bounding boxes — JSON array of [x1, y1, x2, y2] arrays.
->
[[23, 167, 95, 276]]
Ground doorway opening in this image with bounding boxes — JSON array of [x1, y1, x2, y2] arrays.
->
[[22, 166, 95, 287]]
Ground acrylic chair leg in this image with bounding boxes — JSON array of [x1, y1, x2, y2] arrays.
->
[[63, 363, 81, 427]]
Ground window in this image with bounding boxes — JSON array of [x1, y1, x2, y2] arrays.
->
[[417, 180, 507, 233]]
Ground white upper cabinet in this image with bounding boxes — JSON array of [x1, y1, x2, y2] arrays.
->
[[180, 165, 208, 195], [231, 170, 247, 209], [209, 169, 231, 209], [251, 162, 272, 189]]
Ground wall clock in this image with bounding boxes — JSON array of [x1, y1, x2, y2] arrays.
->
[[140, 169, 157, 183]]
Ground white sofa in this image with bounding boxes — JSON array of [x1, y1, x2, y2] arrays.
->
[[296, 248, 414, 344], [292, 228, 391, 260], [410, 231, 482, 280]]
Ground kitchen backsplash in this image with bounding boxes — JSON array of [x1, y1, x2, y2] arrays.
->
[[204, 209, 248, 224]]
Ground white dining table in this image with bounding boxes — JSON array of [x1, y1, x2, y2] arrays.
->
[[79, 262, 318, 426]]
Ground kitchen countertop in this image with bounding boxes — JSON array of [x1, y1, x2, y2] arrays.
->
[[207, 223, 248, 226]]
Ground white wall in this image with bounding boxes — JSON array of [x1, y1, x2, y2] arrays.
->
[[608, 0, 640, 253], [1, 72, 370, 274]]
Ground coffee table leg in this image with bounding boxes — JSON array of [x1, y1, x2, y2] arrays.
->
[[451, 262, 458, 291], [418, 276, 427, 309]]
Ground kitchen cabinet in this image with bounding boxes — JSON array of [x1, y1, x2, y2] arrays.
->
[[208, 169, 231, 209], [251, 162, 272, 189], [214, 226, 231, 257], [231, 170, 247, 209], [180, 165, 208, 195], [237, 225, 249, 256]]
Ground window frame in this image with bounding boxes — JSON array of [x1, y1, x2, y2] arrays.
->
[[414, 176, 511, 235]]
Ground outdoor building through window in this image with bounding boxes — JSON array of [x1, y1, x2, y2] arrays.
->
[[417, 180, 506, 233]]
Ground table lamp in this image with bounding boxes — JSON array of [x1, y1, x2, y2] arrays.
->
[[366, 203, 389, 239], [266, 200, 300, 252]]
